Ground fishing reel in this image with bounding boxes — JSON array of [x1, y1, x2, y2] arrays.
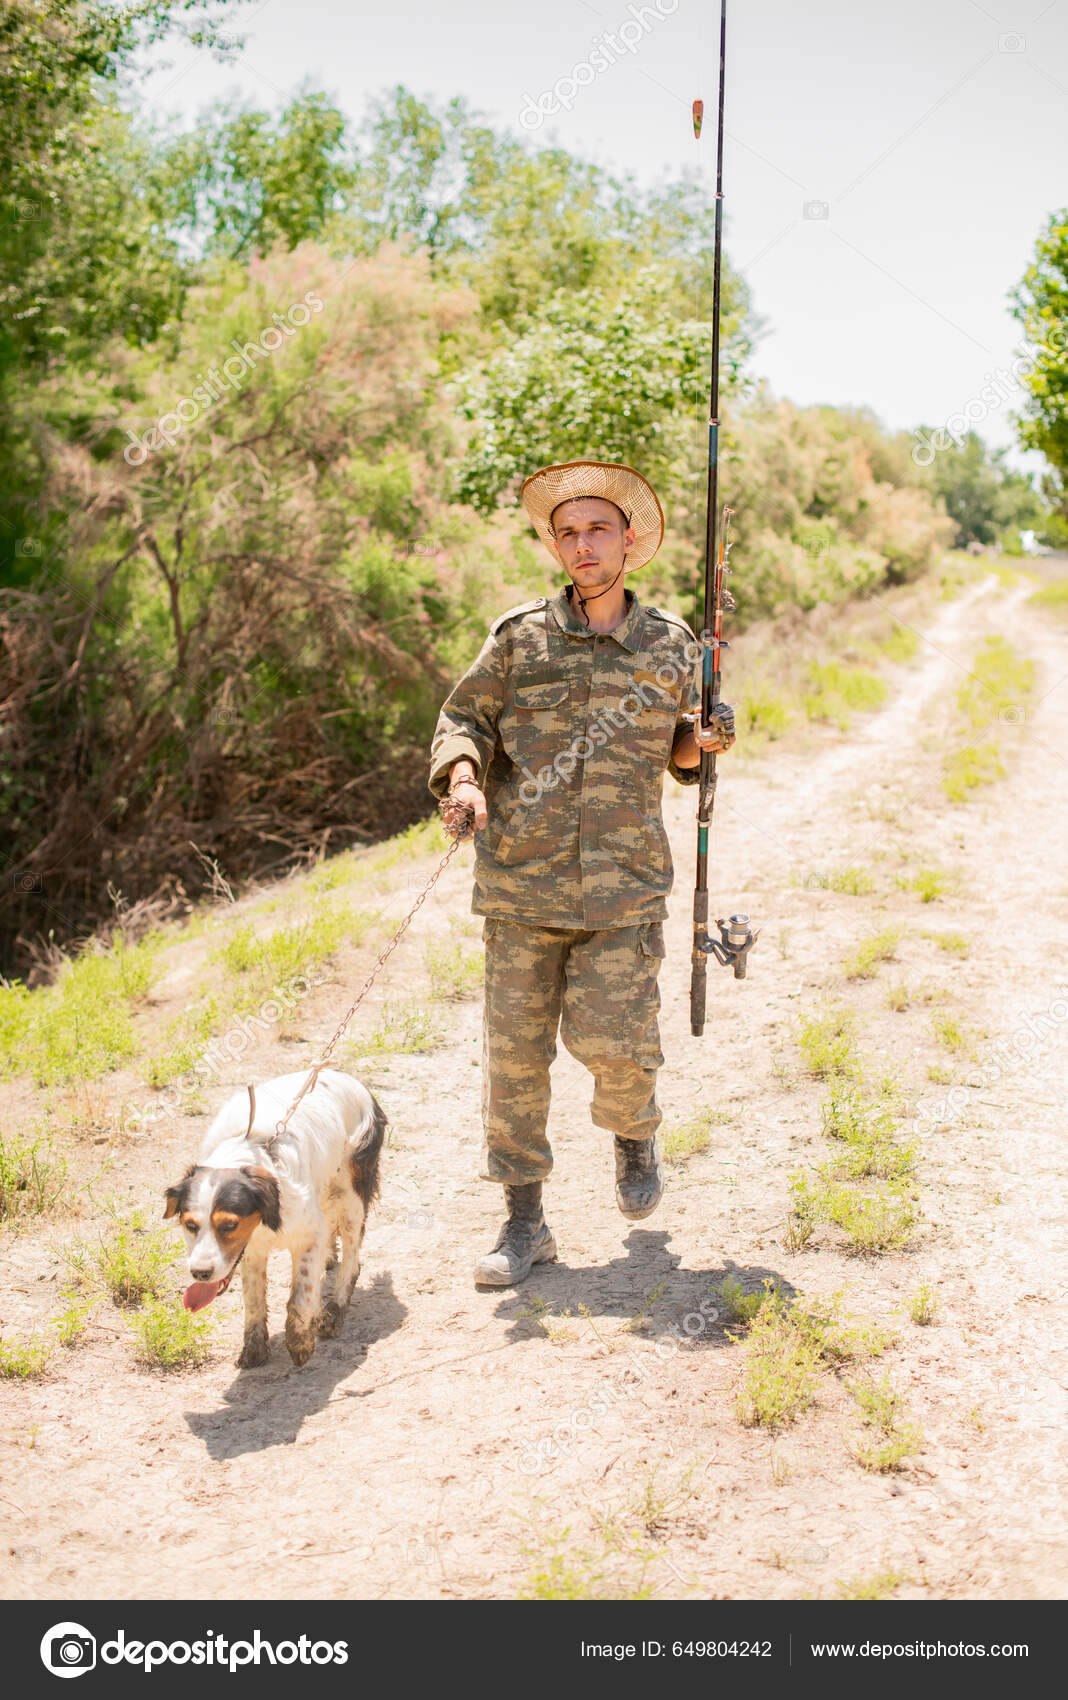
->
[[696, 912, 760, 979]]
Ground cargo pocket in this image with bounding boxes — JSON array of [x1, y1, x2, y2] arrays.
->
[[482, 917, 500, 942], [620, 922, 666, 1064]]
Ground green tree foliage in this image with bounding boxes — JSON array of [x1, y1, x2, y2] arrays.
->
[[0, 0, 241, 373], [913, 430, 1045, 549], [0, 0, 245, 582], [4, 244, 533, 961], [152, 85, 357, 262], [1011, 207, 1068, 538]]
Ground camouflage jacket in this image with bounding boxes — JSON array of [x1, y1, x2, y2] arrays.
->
[[427, 584, 702, 929]]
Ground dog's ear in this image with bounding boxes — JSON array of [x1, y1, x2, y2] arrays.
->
[[163, 1164, 197, 1220], [244, 1166, 281, 1231]]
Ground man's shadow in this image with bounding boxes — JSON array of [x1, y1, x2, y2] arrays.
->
[[184, 1271, 406, 1459], [492, 1231, 795, 1348]]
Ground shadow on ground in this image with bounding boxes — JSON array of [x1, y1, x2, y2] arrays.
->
[[184, 1271, 407, 1458], [490, 1232, 796, 1345]]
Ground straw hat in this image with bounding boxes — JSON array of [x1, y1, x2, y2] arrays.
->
[[520, 460, 665, 573]]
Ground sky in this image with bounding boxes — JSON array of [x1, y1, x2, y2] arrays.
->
[[131, 0, 1068, 478]]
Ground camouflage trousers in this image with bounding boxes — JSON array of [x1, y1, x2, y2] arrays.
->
[[480, 916, 666, 1185]]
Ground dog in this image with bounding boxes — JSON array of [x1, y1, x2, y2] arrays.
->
[[163, 1068, 386, 1367]]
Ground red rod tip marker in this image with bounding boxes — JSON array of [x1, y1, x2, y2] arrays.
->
[[692, 98, 704, 139]]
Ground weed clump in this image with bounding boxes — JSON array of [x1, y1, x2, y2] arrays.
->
[[128, 1297, 215, 1370]]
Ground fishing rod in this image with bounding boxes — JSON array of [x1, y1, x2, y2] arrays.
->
[[690, 0, 759, 1038]]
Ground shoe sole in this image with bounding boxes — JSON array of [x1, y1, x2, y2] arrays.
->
[[616, 1188, 664, 1221], [474, 1234, 558, 1288]]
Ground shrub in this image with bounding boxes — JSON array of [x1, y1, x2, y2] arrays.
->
[[129, 1297, 215, 1369]]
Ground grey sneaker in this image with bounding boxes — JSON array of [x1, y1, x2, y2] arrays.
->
[[614, 1135, 664, 1220], [474, 1209, 557, 1287]]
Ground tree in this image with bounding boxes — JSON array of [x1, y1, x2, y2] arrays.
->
[[152, 87, 357, 262], [1011, 208, 1068, 534], [914, 430, 1045, 548]]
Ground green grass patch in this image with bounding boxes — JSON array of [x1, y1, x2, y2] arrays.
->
[[740, 685, 793, 740], [717, 1274, 776, 1327], [907, 1280, 938, 1326], [517, 1522, 659, 1601], [128, 1296, 215, 1369], [0, 1332, 52, 1379], [797, 1005, 861, 1079], [734, 1300, 824, 1429], [661, 1104, 726, 1165], [820, 1079, 898, 1145], [1029, 577, 1068, 618], [878, 624, 920, 665], [144, 996, 224, 1088], [787, 1173, 917, 1254], [351, 998, 447, 1059], [0, 1128, 67, 1222], [846, 1371, 924, 1471], [896, 865, 955, 903], [955, 635, 1036, 729], [923, 930, 970, 956], [842, 925, 902, 980], [213, 904, 377, 1012], [802, 865, 875, 895], [52, 1293, 94, 1347], [942, 740, 1005, 801], [422, 939, 483, 1001], [803, 661, 888, 729], [65, 1211, 178, 1308], [931, 1013, 969, 1052], [731, 1286, 896, 1430], [357, 816, 446, 878], [0, 933, 165, 1086]]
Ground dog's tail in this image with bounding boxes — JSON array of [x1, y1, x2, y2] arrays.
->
[[350, 1090, 387, 1213]]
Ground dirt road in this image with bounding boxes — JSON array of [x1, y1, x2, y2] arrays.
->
[[3, 570, 1065, 1600]]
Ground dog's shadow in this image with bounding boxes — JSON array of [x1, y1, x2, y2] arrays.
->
[[185, 1271, 406, 1458]]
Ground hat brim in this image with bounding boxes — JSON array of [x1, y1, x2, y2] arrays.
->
[[520, 460, 665, 572]]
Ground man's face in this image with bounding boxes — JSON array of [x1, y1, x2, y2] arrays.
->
[[550, 497, 636, 592]]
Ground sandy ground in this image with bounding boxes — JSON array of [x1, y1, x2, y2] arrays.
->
[[2, 569, 1066, 1601]]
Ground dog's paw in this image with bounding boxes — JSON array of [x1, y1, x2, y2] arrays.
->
[[236, 1325, 269, 1369], [318, 1299, 344, 1339], [285, 1317, 318, 1367]]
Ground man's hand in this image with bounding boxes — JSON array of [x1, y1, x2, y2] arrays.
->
[[448, 761, 488, 830], [690, 701, 736, 753]]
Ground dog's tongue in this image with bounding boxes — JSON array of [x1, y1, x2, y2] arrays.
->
[[183, 1280, 222, 1312]]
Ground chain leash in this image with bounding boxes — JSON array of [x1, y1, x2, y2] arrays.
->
[[267, 791, 476, 1143]]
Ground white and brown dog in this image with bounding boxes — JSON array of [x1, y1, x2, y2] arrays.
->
[[163, 1068, 385, 1368]]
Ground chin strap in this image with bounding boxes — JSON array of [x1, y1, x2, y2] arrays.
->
[[571, 559, 627, 626]]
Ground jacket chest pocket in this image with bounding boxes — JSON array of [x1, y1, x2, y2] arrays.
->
[[627, 683, 678, 759], [500, 679, 572, 767]]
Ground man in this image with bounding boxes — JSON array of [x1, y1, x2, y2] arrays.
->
[[427, 460, 735, 1286]]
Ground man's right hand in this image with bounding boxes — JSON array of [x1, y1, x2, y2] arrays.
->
[[448, 766, 488, 830]]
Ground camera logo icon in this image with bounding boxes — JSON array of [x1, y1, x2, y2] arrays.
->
[[40, 1622, 96, 1678], [803, 199, 830, 220]]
